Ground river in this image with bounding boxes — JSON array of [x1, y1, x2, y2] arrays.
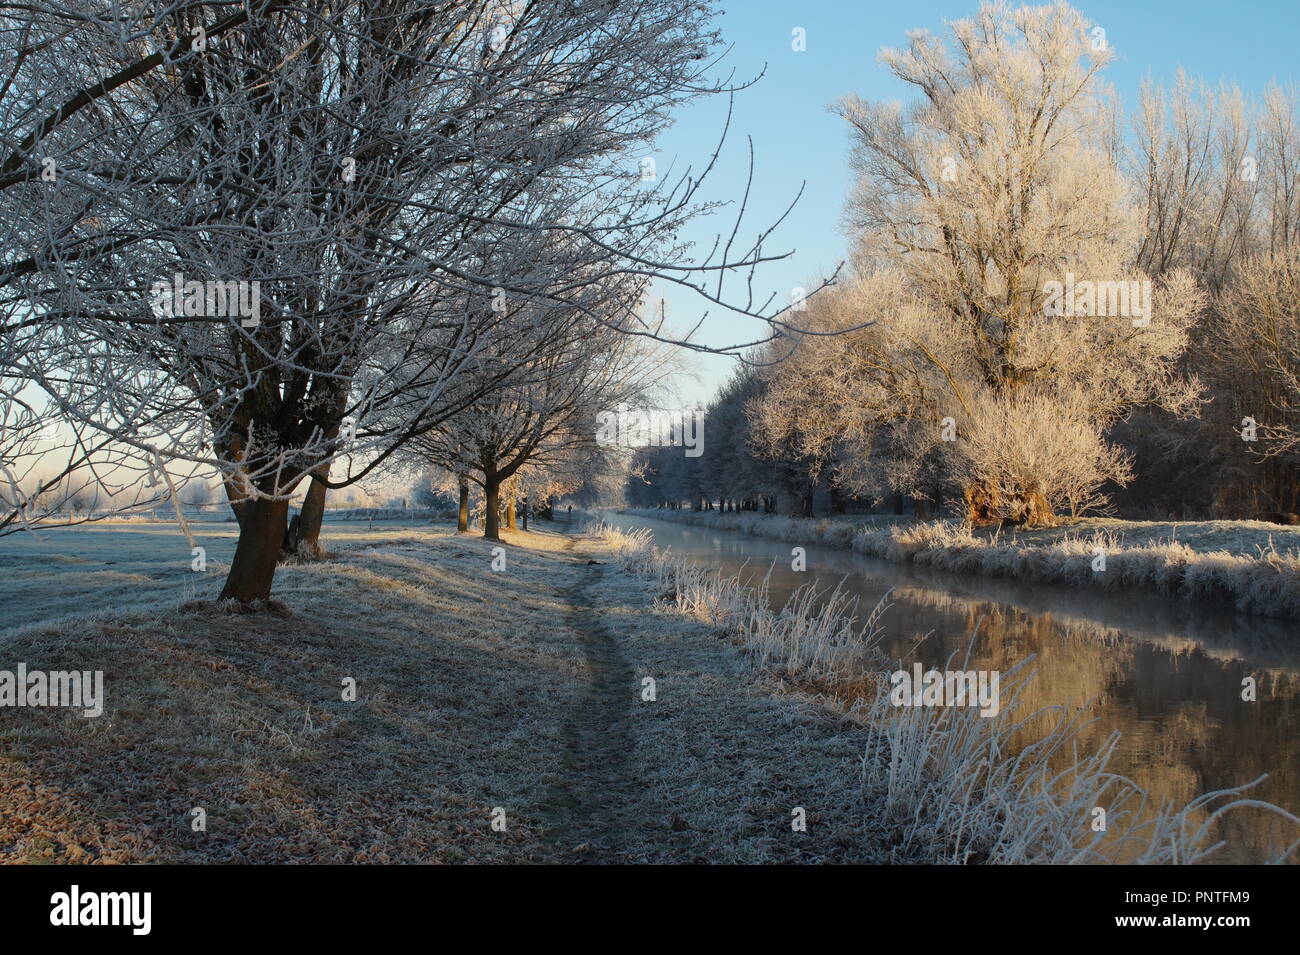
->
[[604, 512, 1300, 864]]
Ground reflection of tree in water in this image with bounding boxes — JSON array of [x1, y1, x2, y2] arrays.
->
[[879, 592, 1296, 862]]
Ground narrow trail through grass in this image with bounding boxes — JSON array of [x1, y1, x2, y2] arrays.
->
[[539, 531, 639, 861]]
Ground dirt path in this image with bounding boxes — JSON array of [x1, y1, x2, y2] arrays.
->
[[539, 531, 640, 861]]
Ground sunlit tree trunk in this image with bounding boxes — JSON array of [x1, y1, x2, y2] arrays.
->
[[484, 473, 501, 541], [457, 475, 470, 532], [963, 483, 1053, 526]]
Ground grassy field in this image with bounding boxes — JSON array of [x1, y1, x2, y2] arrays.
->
[[0, 519, 869, 863]]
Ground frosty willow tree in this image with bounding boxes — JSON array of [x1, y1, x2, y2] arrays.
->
[[6, 0, 818, 602], [403, 238, 673, 542], [756, 1, 1205, 524]]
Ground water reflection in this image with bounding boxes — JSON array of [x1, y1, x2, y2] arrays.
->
[[608, 514, 1299, 864]]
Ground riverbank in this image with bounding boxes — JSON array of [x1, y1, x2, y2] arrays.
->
[[596, 520, 1299, 863], [615, 508, 1300, 621]]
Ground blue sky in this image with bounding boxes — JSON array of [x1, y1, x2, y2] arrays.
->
[[650, 0, 1300, 404]]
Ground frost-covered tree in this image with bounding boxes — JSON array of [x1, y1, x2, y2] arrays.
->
[[1132, 72, 1260, 289], [0, 3, 276, 532], [406, 266, 668, 540], [1107, 78, 1300, 518], [16, 1, 814, 601], [700, 367, 770, 511], [1209, 247, 1300, 511], [757, 2, 1203, 524], [625, 361, 814, 514]]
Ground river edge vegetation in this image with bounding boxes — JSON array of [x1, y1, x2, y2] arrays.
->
[[3, 518, 1293, 864], [617, 508, 1300, 621]]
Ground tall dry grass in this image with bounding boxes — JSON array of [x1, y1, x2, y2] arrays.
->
[[618, 508, 1300, 620], [858, 659, 1298, 863]]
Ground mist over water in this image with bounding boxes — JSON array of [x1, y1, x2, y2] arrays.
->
[[608, 513, 1300, 864]]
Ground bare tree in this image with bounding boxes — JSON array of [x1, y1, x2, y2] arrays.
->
[[1123, 78, 1300, 517], [1210, 247, 1300, 509], [406, 259, 668, 541], [0, 3, 279, 533], [17, 1, 823, 603]]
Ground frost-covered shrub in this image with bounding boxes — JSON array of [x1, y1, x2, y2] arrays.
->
[[888, 520, 976, 560], [815, 520, 859, 548]]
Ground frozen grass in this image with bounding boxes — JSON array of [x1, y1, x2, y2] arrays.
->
[[0, 520, 885, 863], [0, 524, 592, 863], [621, 508, 1300, 620], [0, 520, 468, 633], [27, 506, 450, 526], [561, 524, 879, 862], [323, 507, 452, 522], [587, 519, 1300, 864], [7, 516, 1293, 864], [859, 663, 1298, 864]]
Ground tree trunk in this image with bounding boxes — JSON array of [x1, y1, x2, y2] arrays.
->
[[282, 513, 301, 555], [221, 473, 249, 528], [220, 496, 290, 604], [965, 484, 996, 523], [505, 498, 516, 530], [291, 466, 329, 559], [964, 483, 1054, 527], [1018, 489, 1054, 526], [279, 381, 347, 555], [521, 498, 529, 531], [484, 477, 501, 541], [457, 476, 470, 532]]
